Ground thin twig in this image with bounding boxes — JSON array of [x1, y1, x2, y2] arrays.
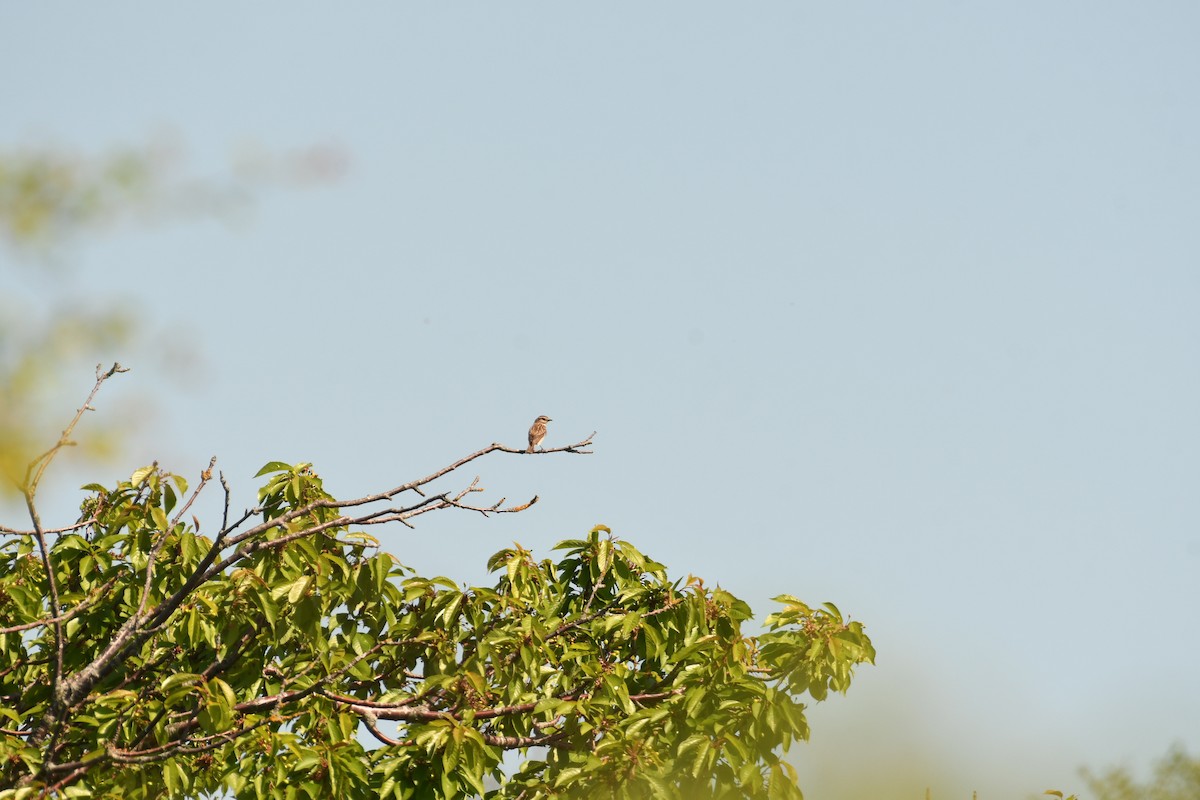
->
[[219, 472, 231, 532], [0, 519, 95, 537], [169, 456, 216, 527], [22, 362, 128, 497], [335, 688, 683, 723], [37, 764, 93, 798], [357, 710, 409, 747], [217, 431, 597, 550]]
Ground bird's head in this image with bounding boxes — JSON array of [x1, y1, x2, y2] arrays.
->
[[536, 415, 552, 424]]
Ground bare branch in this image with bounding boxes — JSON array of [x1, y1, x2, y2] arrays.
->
[[330, 688, 683, 724], [0, 519, 94, 537], [169, 456, 217, 527], [219, 472, 231, 532], [322, 690, 428, 710], [480, 731, 570, 749], [356, 709, 409, 747], [217, 430, 596, 549], [22, 362, 128, 497], [367, 430, 595, 505]]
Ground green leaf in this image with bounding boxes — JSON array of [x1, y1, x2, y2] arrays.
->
[[254, 461, 294, 477], [161, 672, 201, 693], [678, 734, 709, 778], [150, 505, 168, 532], [553, 767, 585, 788], [596, 538, 612, 575], [211, 677, 238, 708], [130, 465, 155, 486], [278, 575, 314, 604]]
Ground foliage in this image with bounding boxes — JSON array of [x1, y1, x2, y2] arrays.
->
[[0, 138, 344, 497], [0, 372, 874, 799], [1080, 744, 1200, 800], [0, 139, 343, 251]]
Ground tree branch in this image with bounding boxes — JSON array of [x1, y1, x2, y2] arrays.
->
[[15, 363, 126, 739], [169, 456, 217, 527], [331, 688, 684, 724], [25, 421, 597, 771], [217, 430, 596, 549], [21, 362, 128, 497], [25, 501, 65, 710], [356, 709, 410, 747], [0, 519, 95, 537]]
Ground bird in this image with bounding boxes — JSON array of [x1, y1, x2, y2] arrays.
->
[[527, 415, 552, 453]]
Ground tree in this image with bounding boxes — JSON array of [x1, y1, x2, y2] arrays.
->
[[0, 138, 343, 252], [0, 369, 875, 799], [1080, 745, 1200, 800]]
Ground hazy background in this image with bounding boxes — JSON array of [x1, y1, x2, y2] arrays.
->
[[3, 4, 1198, 797]]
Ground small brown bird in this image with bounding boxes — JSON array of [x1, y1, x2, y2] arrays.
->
[[527, 415, 552, 453]]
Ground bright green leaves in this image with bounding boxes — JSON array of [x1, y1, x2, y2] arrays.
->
[[129, 464, 156, 487], [378, 529, 872, 799], [2, 455, 872, 800], [283, 574, 315, 605], [125, 464, 188, 517], [255, 462, 333, 525], [409, 719, 491, 798], [759, 596, 877, 701], [253, 461, 294, 478], [196, 678, 239, 734], [1, 457, 385, 798]]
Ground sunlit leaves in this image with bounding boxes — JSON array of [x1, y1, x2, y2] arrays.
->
[[1, 466, 873, 799]]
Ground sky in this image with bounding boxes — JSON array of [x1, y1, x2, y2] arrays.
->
[[3, 3, 1199, 797]]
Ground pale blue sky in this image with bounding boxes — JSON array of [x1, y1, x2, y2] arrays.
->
[[4, 3, 1198, 797]]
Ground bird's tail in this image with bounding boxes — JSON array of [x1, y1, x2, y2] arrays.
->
[[526, 444, 534, 454]]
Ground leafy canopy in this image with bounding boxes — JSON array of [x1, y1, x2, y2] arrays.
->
[[0, 374, 874, 800]]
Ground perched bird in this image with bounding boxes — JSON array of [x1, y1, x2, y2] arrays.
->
[[527, 415, 552, 453]]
